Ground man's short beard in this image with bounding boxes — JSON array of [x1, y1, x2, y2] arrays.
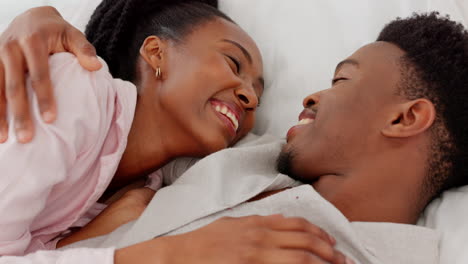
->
[[276, 149, 302, 181]]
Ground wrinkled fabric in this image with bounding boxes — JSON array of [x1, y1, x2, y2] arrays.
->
[[67, 135, 440, 264], [0, 53, 136, 263]]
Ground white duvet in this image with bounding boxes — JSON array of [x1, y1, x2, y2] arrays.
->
[[65, 135, 439, 264]]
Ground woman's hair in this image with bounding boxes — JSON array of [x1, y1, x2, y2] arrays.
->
[[377, 12, 468, 199], [85, 0, 234, 82]]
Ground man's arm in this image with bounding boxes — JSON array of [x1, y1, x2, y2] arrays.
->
[[0, 6, 102, 143]]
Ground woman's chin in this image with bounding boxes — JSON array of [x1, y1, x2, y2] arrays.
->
[[189, 132, 230, 156]]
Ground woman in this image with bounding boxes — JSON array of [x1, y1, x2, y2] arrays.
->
[[0, 1, 344, 264]]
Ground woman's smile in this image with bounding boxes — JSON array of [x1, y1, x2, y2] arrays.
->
[[210, 99, 242, 138]]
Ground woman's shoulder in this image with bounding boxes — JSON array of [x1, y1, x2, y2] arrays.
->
[[46, 52, 136, 114], [48, 52, 113, 88], [13, 53, 137, 150]]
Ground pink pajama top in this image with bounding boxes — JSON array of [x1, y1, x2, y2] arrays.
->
[[0, 53, 137, 263]]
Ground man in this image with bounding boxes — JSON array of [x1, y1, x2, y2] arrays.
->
[[278, 12, 468, 225], [1, 10, 467, 264]]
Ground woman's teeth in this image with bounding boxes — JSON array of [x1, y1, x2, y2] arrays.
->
[[215, 105, 239, 131], [297, 118, 314, 125]]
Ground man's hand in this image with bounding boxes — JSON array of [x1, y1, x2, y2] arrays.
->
[[0, 6, 102, 143], [116, 215, 354, 264]]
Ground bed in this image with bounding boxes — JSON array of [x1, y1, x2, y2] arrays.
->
[[1, 0, 467, 263]]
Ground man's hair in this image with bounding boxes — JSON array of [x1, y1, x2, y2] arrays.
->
[[377, 12, 468, 199], [85, 0, 233, 82]]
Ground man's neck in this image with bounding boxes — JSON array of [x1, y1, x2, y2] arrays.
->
[[326, 149, 428, 224]]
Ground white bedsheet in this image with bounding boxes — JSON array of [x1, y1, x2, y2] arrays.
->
[[65, 135, 439, 264]]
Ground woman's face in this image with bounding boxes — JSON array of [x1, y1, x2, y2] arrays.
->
[[141, 18, 264, 156]]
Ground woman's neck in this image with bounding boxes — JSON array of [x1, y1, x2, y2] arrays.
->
[[112, 98, 172, 190], [112, 62, 180, 190]]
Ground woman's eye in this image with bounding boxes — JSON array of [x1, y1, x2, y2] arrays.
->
[[227, 55, 241, 74], [332, 77, 348, 85]]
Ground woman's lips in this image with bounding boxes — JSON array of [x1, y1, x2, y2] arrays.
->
[[210, 100, 242, 137]]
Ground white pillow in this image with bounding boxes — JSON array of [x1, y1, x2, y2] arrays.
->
[[0, 0, 98, 32], [220, 0, 467, 138], [419, 185, 468, 264]]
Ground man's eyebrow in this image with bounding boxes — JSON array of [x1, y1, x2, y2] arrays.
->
[[334, 59, 359, 74], [222, 39, 253, 64]]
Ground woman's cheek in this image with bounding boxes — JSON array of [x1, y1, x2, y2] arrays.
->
[[237, 115, 255, 140]]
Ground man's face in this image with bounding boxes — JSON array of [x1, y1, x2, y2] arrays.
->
[[279, 42, 407, 212]]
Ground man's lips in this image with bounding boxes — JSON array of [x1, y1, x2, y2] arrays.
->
[[299, 108, 317, 121], [286, 108, 317, 140]]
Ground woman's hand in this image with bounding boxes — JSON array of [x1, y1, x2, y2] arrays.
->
[[116, 215, 353, 264], [0, 6, 102, 143], [57, 187, 155, 248]]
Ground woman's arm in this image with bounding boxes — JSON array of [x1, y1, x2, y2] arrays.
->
[[57, 187, 156, 248], [0, 6, 101, 143], [114, 215, 348, 264], [0, 248, 115, 264], [59, 186, 350, 264], [2, 215, 348, 264]]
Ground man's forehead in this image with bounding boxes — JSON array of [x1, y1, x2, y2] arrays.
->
[[330, 42, 406, 99], [347, 42, 405, 66]]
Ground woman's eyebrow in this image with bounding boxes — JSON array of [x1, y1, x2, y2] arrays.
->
[[222, 39, 253, 64], [221, 39, 263, 93]]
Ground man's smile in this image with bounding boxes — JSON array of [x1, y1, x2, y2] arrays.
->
[[287, 108, 316, 141]]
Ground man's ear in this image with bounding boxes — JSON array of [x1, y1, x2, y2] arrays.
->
[[382, 99, 436, 138], [139, 36, 167, 70]]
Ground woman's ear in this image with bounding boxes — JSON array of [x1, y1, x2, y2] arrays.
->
[[139, 36, 167, 70], [382, 99, 436, 138]]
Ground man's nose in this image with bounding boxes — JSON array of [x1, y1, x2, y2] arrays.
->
[[302, 92, 321, 108]]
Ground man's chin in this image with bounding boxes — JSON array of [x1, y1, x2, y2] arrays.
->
[[276, 148, 300, 179], [277, 150, 289, 175]]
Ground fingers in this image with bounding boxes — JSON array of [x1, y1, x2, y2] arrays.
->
[[242, 215, 351, 264], [21, 35, 56, 123], [263, 249, 329, 264], [64, 27, 101, 71], [1, 43, 33, 143], [0, 62, 8, 142], [269, 231, 348, 264], [264, 215, 336, 245]]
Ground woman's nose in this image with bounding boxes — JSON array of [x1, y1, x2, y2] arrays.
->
[[235, 85, 259, 111]]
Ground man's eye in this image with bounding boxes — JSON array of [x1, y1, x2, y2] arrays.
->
[[227, 55, 241, 74], [332, 77, 348, 85]]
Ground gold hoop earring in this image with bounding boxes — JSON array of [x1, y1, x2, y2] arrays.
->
[[155, 67, 162, 79]]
